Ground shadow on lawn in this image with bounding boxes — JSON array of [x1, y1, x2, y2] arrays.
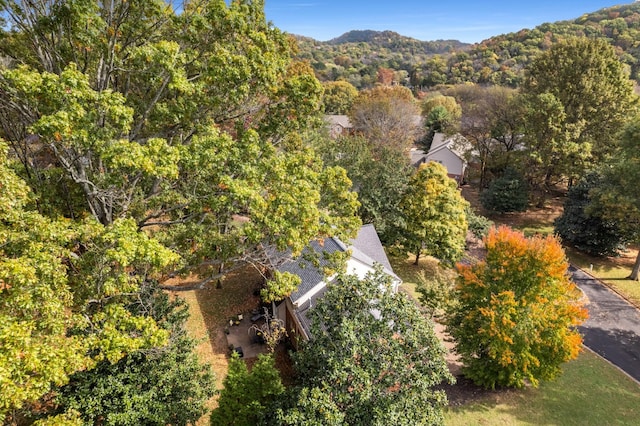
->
[[447, 351, 640, 425], [194, 267, 264, 360], [192, 267, 299, 386]]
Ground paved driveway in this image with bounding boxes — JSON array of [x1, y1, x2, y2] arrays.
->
[[570, 266, 640, 382]]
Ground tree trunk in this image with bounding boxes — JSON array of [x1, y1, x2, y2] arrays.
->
[[628, 249, 640, 281], [414, 248, 421, 265]]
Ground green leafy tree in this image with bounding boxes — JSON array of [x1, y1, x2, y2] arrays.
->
[[421, 95, 461, 121], [519, 92, 571, 196], [466, 205, 494, 240], [480, 167, 529, 214], [291, 267, 453, 426], [56, 282, 215, 426], [521, 37, 638, 188], [322, 80, 358, 114], [210, 353, 284, 426], [399, 162, 469, 265], [0, 141, 173, 422], [313, 134, 411, 242], [0, 142, 86, 422], [0, 1, 359, 420], [448, 226, 588, 389], [554, 172, 626, 256], [0, 0, 360, 291], [415, 268, 458, 319], [591, 118, 640, 280], [272, 387, 345, 426], [425, 55, 450, 86], [420, 94, 461, 150]]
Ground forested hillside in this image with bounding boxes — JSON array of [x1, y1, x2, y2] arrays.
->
[[298, 3, 640, 89], [295, 30, 469, 88]]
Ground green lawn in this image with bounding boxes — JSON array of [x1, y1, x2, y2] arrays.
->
[[390, 251, 640, 426], [566, 247, 640, 308], [445, 349, 640, 425], [389, 253, 440, 301]]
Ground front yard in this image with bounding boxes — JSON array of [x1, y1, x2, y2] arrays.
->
[[175, 187, 640, 424], [388, 253, 640, 425], [444, 349, 640, 425]]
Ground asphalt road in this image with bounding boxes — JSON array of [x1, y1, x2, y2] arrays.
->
[[570, 266, 640, 382]]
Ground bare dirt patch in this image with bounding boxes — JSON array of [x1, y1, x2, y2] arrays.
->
[[165, 267, 265, 423], [438, 376, 523, 407], [461, 184, 565, 231]]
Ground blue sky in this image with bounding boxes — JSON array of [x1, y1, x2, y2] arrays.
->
[[264, 1, 630, 43]]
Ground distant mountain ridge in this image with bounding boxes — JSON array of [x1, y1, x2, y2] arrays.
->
[[325, 30, 469, 52], [294, 29, 469, 57], [295, 3, 640, 89]]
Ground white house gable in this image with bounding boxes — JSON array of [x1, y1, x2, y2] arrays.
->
[[275, 224, 399, 346]]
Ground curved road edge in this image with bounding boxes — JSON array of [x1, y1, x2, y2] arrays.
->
[[570, 265, 640, 384]]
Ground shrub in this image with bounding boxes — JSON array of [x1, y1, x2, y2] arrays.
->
[[480, 168, 529, 213], [554, 173, 626, 256]]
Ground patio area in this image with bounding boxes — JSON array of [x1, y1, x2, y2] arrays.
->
[[224, 309, 271, 359]]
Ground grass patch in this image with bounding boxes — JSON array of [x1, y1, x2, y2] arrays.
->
[[389, 254, 448, 302], [487, 210, 558, 237], [565, 247, 640, 307], [517, 224, 554, 237], [445, 350, 640, 425]]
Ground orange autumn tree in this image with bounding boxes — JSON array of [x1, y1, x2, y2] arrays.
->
[[447, 226, 587, 389]]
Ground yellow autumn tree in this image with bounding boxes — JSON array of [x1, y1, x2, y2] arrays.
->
[[399, 162, 468, 266], [447, 226, 588, 389]]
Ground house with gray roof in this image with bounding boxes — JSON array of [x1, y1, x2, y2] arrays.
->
[[324, 114, 353, 138], [410, 132, 472, 184], [275, 224, 400, 347]]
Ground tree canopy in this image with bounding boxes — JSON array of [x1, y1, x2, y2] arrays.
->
[[313, 134, 412, 243], [448, 226, 588, 389], [0, 140, 173, 422], [480, 167, 529, 214], [290, 267, 453, 425], [591, 117, 640, 280], [322, 80, 358, 114], [210, 353, 284, 426], [0, 0, 360, 421], [349, 85, 422, 153], [421, 95, 461, 149], [521, 37, 638, 188], [554, 172, 626, 257], [0, 0, 361, 292], [56, 283, 215, 426], [399, 162, 469, 266]]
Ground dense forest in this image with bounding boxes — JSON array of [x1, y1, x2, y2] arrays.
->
[[297, 2, 640, 89]]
